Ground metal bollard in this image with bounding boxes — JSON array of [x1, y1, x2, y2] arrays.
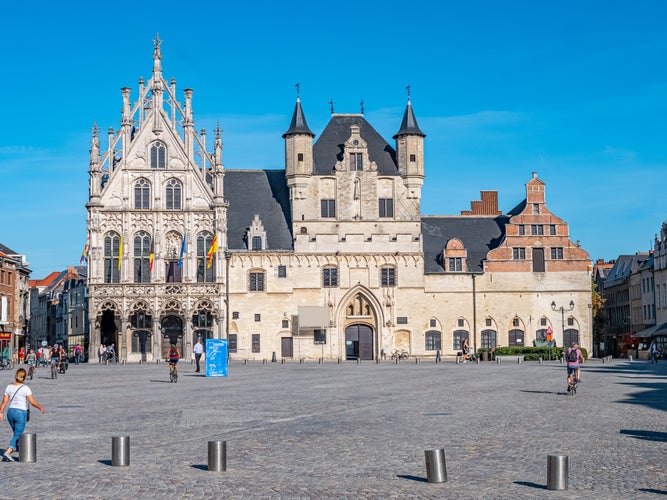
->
[[357, 358, 361, 364], [539, 357, 543, 364], [19, 433, 36, 463], [602, 357, 605, 364], [547, 454, 568, 490], [112, 436, 130, 466], [424, 449, 447, 483], [629, 355, 633, 362], [476, 357, 480, 364], [244, 359, 247, 365], [208, 440, 227, 472], [456, 357, 460, 364], [281, 359, 285, 365], [518, 357, 522, 364], [496, 357, 501, 364]]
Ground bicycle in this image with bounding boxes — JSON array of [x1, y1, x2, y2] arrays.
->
[[169, 361, 178, 383], [567, 377, 579, 396], [27, 363, 35, 380], [0, 357, 14, 370], [391, 349, 409, 360]]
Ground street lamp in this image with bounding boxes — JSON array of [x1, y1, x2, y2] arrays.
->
[[551, 300, 575, 347]]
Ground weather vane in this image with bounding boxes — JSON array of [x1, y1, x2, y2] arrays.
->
[[360, 99, 365, 115], [295, 82, 300, 99], [328, 99, 335, 114], [406, 84, 411, 99]]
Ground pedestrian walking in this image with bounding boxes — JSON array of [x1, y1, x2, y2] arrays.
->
[[193, 338, 204, 372], [0, 368, 46, 462], [74, 344, 83, 365], [649, 341, 658, 364], [99, 344, 106, 363]]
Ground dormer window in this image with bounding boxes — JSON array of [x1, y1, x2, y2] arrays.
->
[[245, 214, 267, 251], [350, 153, 363, 171]]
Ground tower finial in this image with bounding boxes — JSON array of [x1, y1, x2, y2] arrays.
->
[[328, 99, 335, 115], [360, 99, 365, 115], [295, 82, 301, 100], [406, 84, 411, 101], [153, 33, 162, 50]]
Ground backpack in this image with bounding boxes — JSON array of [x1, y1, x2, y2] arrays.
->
[[567, 348, 578, 363]]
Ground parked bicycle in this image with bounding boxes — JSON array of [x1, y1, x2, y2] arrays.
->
[[0, 357, 14, 370], [391, 349, 409, 360]]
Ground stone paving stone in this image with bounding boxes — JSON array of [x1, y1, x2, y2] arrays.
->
[[0, 358, 665, 498]]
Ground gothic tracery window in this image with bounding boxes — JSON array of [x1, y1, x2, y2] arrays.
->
[[150, 141, 166, 168], [196, 232, 215, 283], [166, 178, 182, 209], [134, 178, 150, 209], [104, 232, 121, 283], [133, 231, 151, 283]]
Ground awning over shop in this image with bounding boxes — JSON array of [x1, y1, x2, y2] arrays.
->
[[633, 322, 667, 339]]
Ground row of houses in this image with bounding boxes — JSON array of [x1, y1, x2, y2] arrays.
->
[[594, 221, 667, 358]]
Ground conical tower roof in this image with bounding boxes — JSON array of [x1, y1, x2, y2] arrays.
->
[[283, 98, 315, 138], [393, 99, 425, 138]]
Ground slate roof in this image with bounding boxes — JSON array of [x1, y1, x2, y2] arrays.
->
[[223, 170, 293, 251], [0, 243, 19, 255], [604, 253, 650, 287], [313, 115, 399, 175], [393, 100, 425, 138], [282, 98, 314, 138], [421, 216, 509, 273]]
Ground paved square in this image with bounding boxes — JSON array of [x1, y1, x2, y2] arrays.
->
[[1, 358, 665, 498]]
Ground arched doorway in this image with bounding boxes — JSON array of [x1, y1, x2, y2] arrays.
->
[[161, 315, 184, 359], [345, 324, 373, 360], [100, 310, 118, 349]]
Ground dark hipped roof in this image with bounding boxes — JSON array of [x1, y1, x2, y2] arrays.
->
[[223, 170, 293, 251], [421, 216, 509, 273], [313, 115, 398, 175], [0, 243, 19, 255]]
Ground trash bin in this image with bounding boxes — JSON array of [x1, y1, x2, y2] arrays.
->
[[481, 350, 489, 362]]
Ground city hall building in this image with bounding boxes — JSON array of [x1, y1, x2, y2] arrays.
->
[[85, 38, 592, 363]]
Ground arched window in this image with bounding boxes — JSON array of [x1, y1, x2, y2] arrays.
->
[[563, 329, 579, 347], [133, 231, 151, 283], [453, 330, 468, 350], [104, 232, 121, 283], [509, 329, 524, 346], [134, 179, 150, 209], [150, 141, 166, 168], [481, 329, 497, 349], [425, 330, 441, 351], [166, 178, 182, 209], [196, 232, 215, 283]]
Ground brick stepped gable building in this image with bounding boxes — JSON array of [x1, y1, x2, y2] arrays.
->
[[85, 38, 592, 363]]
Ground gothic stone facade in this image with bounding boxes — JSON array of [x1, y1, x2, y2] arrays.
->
[[86, 39, 592, 363]]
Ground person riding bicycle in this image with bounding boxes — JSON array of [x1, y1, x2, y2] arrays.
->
[[50, 344, 61, 371], [566, 342, 584, 391], [25, 349, 37, 379], [168, 344, 180, 375]]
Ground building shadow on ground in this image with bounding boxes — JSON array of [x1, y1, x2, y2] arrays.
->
[[620, 429, 667, 442], [513, 481, 547, 490]]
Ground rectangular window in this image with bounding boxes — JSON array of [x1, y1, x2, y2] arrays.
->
[[249, 272, 265, 291], [430, 319, 437, 328], [254, 314, 261, 322], [533, 203, 540, 214], [297, 153, 304, 161], [549, 225, 556, 235], [251, 334, 260, 353], [540, 317, 547, 326], [323, 267, 338, 287], [282, 319, 289, 328], [481, 330, 497, 349], [321, 199, 336, 218], [232, 311, 239, 319], [531, 225, 544, 235], [228, 334, 237, 353], [278, 265, 287, 278], [350, 153, 363, 171], [396, 316, 408, 324], [410, 154, 416, 162], [550, 247, 564, 259], [379, 198, 394, 218], [314, 329, 326, 344], [458, 319, 464, 327], [381, 267, 396, 286], [513, 248, 526, 260], [518, 225, 525, 235], [485, 318, 492, 327], [251, 236, 262, 250], [448, 258, 462, 271]]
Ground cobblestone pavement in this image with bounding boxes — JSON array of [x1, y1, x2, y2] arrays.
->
[[0, 357, 665, 499]]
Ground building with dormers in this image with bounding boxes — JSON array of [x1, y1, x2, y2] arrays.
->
[[85, 38, 592, 363]]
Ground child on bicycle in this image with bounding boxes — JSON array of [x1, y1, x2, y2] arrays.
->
[[25, 349, 36, 379], [566, 342, 584, 391]]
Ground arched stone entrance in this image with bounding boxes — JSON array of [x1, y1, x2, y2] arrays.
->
[[161, 315, 184, 359], [345, 324, 373, 360]]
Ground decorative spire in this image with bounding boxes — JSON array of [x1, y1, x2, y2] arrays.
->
[[90, 121, 100, 166], [283, 93, 314, 138], [393, 90, 425, 139], [153, 33, 162, 76]]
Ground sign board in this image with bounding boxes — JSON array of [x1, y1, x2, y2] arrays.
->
[[205, 338, 228, 377], [546, 326, 553, 335]]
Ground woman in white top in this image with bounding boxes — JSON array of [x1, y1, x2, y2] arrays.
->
[[0, 368, 46, 462]]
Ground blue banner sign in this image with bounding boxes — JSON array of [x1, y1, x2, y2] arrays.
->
[[205, 338, 228, 377]]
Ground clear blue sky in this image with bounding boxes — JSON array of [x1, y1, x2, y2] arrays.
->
[[1, 1, 666, 276]]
